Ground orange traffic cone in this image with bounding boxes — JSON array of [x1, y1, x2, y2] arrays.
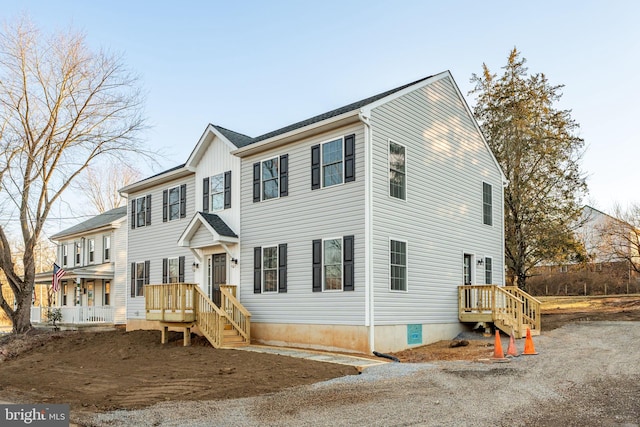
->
[[522, 328, 538, 355], [492, 330, 508, 361], [506, 331, 519, 357]]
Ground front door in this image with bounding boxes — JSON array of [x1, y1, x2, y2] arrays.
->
[[212, 254, 226, 307]]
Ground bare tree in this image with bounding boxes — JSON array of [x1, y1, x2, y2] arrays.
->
[[0, 17, 147, 333], [596, 204, 640, 274], [75, 161, 141, 213]]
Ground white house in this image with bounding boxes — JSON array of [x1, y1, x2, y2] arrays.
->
[[126, 71, 510, 353], [34, 206, 128, 325]]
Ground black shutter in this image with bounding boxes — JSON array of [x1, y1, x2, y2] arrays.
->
[[312, 239, 322, 292], [311, 145, 321, 190], [344, 134, 355, 183], [254, 247, 262, 293], [144, 260, 150, 288], [130, 262, 136, 297], [145, 194, 152, 226], [224, 171, 232, 209], [162, 258, 168, 283], [278, 243, 287, 293], [343, 235, 354, 291], [280, 154, 288, 197], [202, 178, 209, 213], [130, 200, 136, 229], [162, 190, 168, 222], [180, 184, 187, 218], [253, 162, 261, 202], [178, 256, 185, 282]]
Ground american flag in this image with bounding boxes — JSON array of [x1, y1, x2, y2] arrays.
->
[[52, 263, 66, 293]]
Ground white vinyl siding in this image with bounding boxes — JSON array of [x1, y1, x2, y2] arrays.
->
[[127, 174, 195, 319], [370, 75, 504, 325], [240, 124, 365, 325]]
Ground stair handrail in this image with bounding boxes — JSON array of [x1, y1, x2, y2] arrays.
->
[[193, 285, 227, 348], [494, 286, 523, 335], [220, 286, 251, 342], [503, 286, 541, 332]]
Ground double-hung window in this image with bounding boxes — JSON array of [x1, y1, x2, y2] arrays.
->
[[75, 242, 81, 265], [103, 235, 111, 261], [311, 134, 355, 189], [162, 256, 185, 283], [131, 261, 149, 297], [132, 194, 151, 229], [389, 140, 406, 200], [62, 245, 68, 266], [168, 186, 181, 220], [483, 182, 492, 226], [203, 172, 231, 211], [163, 185, 186, 221], [88, 238, 95, 263], [253, 244, 287, 293], [312, 236, 355, 292], [484, 257, 492, 284], [252, 156, 288, 202], [390, 239, 407, 291], [262, 246, 278, 293]]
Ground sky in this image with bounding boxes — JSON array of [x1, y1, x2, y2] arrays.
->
[[3, 0, 639, 219]]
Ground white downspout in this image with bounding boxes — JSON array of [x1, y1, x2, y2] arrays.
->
[[502, 179, 509, 286], [359, 109, 375, 353]]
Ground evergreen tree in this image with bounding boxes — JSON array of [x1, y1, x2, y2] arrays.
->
[[470, 48, 587, 290]]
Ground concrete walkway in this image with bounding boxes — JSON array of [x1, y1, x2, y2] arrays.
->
[[237, 345, 389, 370]]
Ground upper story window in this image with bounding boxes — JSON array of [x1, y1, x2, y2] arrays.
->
[[253, 156, 288, 202], [390, 239, 407, 291], [312, 235, 354, 292], [103, 235, 111, 261], [75, 242, 81, 265], [62, 245, 68, 266], [389, 140, 406, 200], [483, 182, 493, 226], [253, 244, 288, 294], [163, 185, 186, 221], [131, 195, 151, 229], [311, 134, 355, 190], [203, 172, 231, 212], [88, 238, 95, 263]]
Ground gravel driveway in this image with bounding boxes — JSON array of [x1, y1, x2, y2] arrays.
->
[[88, 321, 640, 426]]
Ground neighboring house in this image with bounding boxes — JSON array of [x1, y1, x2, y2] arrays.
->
[[127, 70, 508, 353], [33, 206, 128, 325], [529, 206, 640, 295]]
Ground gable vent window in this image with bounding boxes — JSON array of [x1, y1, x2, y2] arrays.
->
[[253, 155, 288, 202], [311, 134, 355, 190]]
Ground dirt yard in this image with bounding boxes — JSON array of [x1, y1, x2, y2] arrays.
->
[[0, 294, 638, 422]]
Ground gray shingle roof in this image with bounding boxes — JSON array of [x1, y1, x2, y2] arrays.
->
[[212, 74, 435, 147], [51, 206, 127, 240], [200, 213, 238, 238]]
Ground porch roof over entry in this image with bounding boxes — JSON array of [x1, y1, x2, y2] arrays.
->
[[34, 263, 115, 284], [178, 212, 238, 248]]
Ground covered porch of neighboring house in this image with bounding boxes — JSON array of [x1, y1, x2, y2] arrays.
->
[[33, 264, 116, 325], [458, 285, 541, 338]]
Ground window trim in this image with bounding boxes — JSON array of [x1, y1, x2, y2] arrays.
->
[[167, 185, 182, 221], [104, 280, 111, 306], [260, 157, 280, 202], [134, 261, 148, 297], [320, 138, 345, 189], [62, 245, 68, 267], [484, 256, 493, 285], [103, 235, 111, 262], [389, 238, 408, 292], [135, 195, 147, 228], [75, 242, 81, 265], [261, 245, 279, 294], [209, 173, 225, 212], [388, 139, 407, 201], [482, 182, 493, 226], [87, 238, 95, 264], [322, 237, 344, 292]]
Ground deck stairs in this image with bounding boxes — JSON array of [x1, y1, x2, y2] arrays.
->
[[458, 285, 541, 338], [145, 283, 251, 348]]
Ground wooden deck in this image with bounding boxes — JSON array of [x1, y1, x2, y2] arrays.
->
[[459, 285, 541, 338], [145, 283, 251, 348]]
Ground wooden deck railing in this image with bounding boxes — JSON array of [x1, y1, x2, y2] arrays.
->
[[145, 283, 250, 348], [458, 285, 540, 338]]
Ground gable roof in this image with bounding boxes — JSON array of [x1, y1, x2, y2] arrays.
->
[[177, 212, 239, 249], [200, 213, 238, 238], [51, 206, 127, 240]]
